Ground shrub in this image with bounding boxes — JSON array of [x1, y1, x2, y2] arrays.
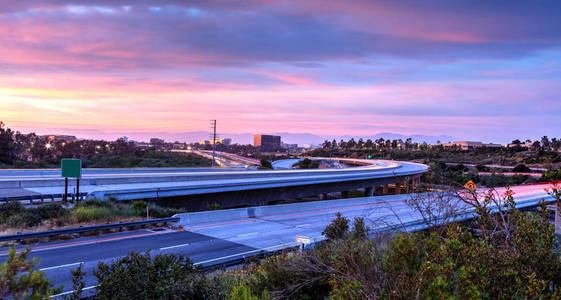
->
[[513, 163, 531, 173], [6, 214, 26, 227], [322, 212, 349, 240], [297, 158, 320, 169], [93, 251, 215, 299], [0, 201, 25, 223], [72, 207, 111, 222], [21, 208, 43, 227], [229, 283, 260, 300], [147, 205, 183, 218], [350, 217, 368, 240], [246, 252, 330, 300], [38, 203, 68, 220], [259, 159, 273, 170], [0, 248, 61, 298], [131, 200, 147, 212], [78, 199, 116, 210]]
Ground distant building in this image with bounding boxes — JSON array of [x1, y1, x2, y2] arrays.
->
[[199, 138, 231, 145], [440, 141, 502, 150], [43, 135, 77, 143], [282, 143, 298, 149], [483, 143, 503, 148], [254, 134, 281, 152], [508, 141, 534, 148], [150, 138, 165, 149]]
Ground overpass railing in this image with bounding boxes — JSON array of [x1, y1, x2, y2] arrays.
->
[[0, 193, 88, 205]]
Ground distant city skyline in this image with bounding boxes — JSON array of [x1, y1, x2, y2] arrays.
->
[[1, 1, 560, 142]]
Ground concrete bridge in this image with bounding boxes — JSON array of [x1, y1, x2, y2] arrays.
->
[[0, 159, 428, 209]]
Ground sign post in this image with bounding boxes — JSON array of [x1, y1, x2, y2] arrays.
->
[[464, 180, 477, 191], [61, 159, 82, 202], [296, 235, 311, 252]]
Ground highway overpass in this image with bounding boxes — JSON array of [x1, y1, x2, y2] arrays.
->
[[0, 159, 428, 209]]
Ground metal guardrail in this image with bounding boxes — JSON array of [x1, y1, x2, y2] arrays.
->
[[0, 193, 88, 204], [0, 217, 180, 242]]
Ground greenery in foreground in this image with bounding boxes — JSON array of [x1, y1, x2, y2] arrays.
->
[[2, 186, 561, 299], [0, 199, 183, 230]]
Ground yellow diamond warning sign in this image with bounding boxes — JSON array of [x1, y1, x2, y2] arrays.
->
[[464, 180, 477, 191]]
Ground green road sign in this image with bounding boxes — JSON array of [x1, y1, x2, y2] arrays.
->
[[61, 159, 82, 179]]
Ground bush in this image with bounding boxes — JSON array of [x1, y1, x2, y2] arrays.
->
[[78, 199, 116, 210], [147, 205, 183, 218], [297, 158, 320, 169], [72, 207, 111, 222], [0, 248, 61, 298], [350, 217, 368, 240], [513, 163, 531, 173], [38, 203, 68, 220], [259, 159, 273, 170], [131, 200, 147, 211], [322, 212, 350, 240], [246, 253, 330, 300], [94, 251, 217, 299], [0, 201, 25, 223], [229, 283, 261, 300]]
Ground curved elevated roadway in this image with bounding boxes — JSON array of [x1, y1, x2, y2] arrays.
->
[[0, 159, 428, 207]]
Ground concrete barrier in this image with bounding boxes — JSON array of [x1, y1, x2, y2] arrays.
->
[[174, 194, 412, 225]]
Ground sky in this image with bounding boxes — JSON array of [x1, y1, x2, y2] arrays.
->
[[0, 0, 560, 144]]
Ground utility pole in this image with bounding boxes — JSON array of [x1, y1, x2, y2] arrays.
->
[[211, 120, 217, 167]]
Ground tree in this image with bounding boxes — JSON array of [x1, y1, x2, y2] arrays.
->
[[357, 138, 364, 149], [0, 248, 60, 299], [259, 159, 273, 169], [541, 136, 551, 150], [405, 138, 412, 150], [339, 139, 347, 150], [347, 138, 357, 150], [0, 121, 16, 164]]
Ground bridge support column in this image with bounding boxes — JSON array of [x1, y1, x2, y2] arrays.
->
[[411, 177, 417, 193], [382, 184, 389, 195], [365, 187, 374, 197], [395, 182, 402, 195]]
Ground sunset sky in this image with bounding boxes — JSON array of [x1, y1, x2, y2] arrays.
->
[[1, 1, 560, 143]]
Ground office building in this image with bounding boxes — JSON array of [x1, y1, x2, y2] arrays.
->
[[254, 134, 281, 152]]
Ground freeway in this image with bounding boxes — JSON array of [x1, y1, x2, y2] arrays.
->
[[0, 183, 554, 298]]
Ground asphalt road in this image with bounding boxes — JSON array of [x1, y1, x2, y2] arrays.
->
[[0, 183, 553, 298]]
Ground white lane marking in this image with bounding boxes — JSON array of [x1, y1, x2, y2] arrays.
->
[[237, 232, 258, 237], [50, 285, 97, 298], [194, 241, 299, 266], [40, 262, 83, 271], [159, 243, 190, 251], [295, 224, 311, 228]]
